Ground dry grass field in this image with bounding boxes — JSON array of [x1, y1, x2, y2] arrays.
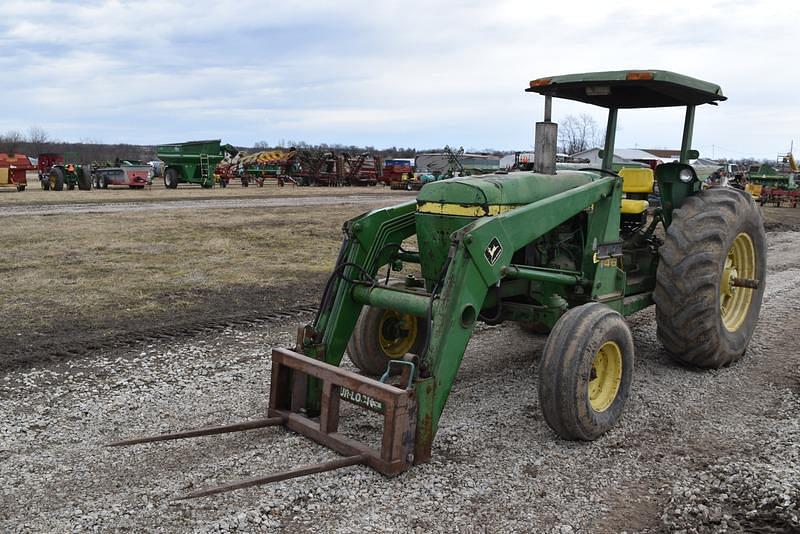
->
[[1, 191, 409, 367], [0, 182, 395, 206]]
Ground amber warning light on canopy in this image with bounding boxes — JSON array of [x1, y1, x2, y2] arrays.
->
[[530, 78, 551, 88], [625, 71, 654, 81]]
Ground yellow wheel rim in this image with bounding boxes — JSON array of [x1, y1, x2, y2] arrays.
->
[[720, 233, 756, 332], [49, 174, 56, 189], [378, 310, 418, 358], [589, 341, 622, 412]]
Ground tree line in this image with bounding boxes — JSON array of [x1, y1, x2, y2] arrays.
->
[[0, 127, 157, 165], [0, 125, 772, 166]]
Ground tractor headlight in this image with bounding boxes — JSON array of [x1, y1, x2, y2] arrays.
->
[[678, 169, 694, 183]]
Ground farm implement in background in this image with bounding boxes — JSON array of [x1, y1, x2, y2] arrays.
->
[[382, 158, 414, 186], [216, 149, 296, 187], [0, 153, 35, 192], [293, 150, 382, 186], [215, 149, 382, 187], [157, 140, 235, 189], [749, 147, 800, 207], [92, 161, 153, 189], [340, 152, 382, 186], [112, 70, 766, 499], [759, 187, 800, 207], [392, 146, 501, 191]]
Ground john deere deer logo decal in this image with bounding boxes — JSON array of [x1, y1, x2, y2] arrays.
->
[[484, 237, 503, 265]]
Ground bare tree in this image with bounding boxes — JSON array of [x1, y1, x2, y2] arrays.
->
[[27, 126, 51, 155], [557, 114, 605, 155], [0, 130, 24, 154]]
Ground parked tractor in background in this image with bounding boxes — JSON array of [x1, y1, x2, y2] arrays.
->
[[157, 140, 235, 189], [114, 70, 767, 499], [0, 153, 34, 192], [38, 153, 91, 191]]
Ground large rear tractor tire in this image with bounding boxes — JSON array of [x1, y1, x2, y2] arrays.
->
[[164, 168, 179, 189], [653, 188, 766, 368], [49, 167, 65, 191], [538, 303, 635, 441], [77, 168, 92, 191], [347, 281, 428, 375]]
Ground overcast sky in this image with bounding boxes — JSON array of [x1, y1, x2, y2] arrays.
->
[[1, 0, 796, 159]]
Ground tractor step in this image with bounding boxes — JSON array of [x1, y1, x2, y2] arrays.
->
[[108, 347, 417, 499]]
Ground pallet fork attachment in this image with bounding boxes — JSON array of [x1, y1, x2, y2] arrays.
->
[[108, 348, 417, 499]]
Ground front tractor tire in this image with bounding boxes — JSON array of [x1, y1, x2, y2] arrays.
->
[[653, 188, 766, 368], [538, 303, 635, 441], [347, 282, 428, 375]]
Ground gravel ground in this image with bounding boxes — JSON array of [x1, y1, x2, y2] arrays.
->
[[1, 230, 799, 533]]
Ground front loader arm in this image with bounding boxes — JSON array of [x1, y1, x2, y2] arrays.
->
[[302, 175, 620, 456], [309, 199, 417, 363], [301, 200, 417, 414], [419, 175, 620, 450]]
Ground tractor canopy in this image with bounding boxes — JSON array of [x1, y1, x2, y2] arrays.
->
[[526, 70, 725, 108]]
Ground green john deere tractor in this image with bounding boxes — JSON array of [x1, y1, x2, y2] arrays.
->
[[47, 152, 92, 191], [113, 70, 766, 498]]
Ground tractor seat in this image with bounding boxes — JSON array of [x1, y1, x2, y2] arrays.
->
[[619, 167, 655, 214]]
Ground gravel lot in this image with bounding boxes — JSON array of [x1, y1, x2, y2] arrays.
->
[[1, 228, 798, 532]]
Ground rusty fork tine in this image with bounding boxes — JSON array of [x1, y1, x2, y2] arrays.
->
[[177, 454, 367, 500], [106, 416, 287, 447]]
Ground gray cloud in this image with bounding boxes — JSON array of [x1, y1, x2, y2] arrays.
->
[[0, 0, 797, 157]]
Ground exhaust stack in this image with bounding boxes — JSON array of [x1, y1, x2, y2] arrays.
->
[[534, 95, 557, 175]]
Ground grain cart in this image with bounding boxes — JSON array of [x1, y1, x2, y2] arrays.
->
[[157, 140, 231, 188], [39, 153, 91, 191], [113, 70, 766, 499]]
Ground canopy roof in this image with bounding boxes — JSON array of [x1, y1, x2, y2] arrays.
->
[[526, 70, 726, 108]]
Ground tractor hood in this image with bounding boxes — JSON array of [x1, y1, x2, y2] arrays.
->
[[413, 170, 599, 287], [416, 171, 597, 216]]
